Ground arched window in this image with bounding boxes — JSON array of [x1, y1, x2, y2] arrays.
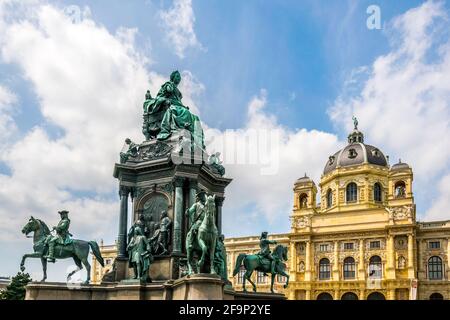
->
[[394, 181, 406, 198], [343, 257, 356, 279], [299, 193, 308, 208], [367, 292, 386, 300], [317, 292, 333, 300], [326, 189, 333, 208], [428, 256, 443, 280], [374, 183, 382, 202], [341, 292, 358, 300], [319, 258, 331, 280], [369, 256, 382, 279], [346, 183, 357, 203], [429, 293, 444, 300]]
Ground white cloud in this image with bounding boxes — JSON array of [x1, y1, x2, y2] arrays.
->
[[0, 85, 17, 146], [205, 91, 341, 234], [159, 0, 204, 59], [0, 1, 212, 256], [329, 0, 450, 221]]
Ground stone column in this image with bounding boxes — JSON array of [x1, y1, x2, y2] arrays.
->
[[305, 290, 311, 300], [188, 179, 197, 208], [333, 290, 340, 300], [173, 177, 185, 254], [407, 234, 415, 279], [117, 186, 130, 259], [359, 289, 365, 300], [290, 242, 297, 282], [333, 241, 339, 281], [216, 196, 224, 235], [417, 239, 424, 279], [359, 239, 365, 280], [288, 289, 295, 300], [386, 235, 395, 279], [305, 240, 312, 281], [447, 238, 450, 280]]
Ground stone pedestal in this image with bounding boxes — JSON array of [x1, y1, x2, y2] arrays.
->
[[172, 274, 224, 300], [113, 137, 232, 282], [25, 279, 287, 300]]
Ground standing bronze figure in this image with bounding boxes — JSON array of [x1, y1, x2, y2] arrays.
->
[[127, 226, 153, 282]]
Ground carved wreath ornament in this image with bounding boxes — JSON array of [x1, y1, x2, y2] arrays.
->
[[386, 205, 414, 220], [291, 216, 311, 228]]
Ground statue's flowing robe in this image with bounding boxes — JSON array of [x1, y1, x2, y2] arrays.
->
[[149, 81, 204, 148]]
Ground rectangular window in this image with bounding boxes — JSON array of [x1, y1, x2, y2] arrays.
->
[[370, 241, 381, 249], [277, 274, 287, 283], [429, 241, 440, 249], [257, 272, 267, 284], [237, 267, 245, 284], [319, 244, 329, 252], [344, 242, 354, 250], [343, 262, 356, 279], [319, 262, 331, 280]]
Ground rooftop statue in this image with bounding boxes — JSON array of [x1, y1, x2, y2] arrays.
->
[[352, 115, 359, 130], [142, 71, 205, 149], [20, 213, 104, 284], [232, 232, 289, 293]]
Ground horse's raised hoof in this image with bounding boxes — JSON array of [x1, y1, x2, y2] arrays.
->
[[20, 265, 25, 272]]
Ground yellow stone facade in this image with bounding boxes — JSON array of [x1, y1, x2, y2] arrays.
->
[[91, 241, 118, 284], [226, 128, 450, 300], [92, 127, 450, 300]]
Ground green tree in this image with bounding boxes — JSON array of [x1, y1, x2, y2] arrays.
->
[[0, 272, 32, 300]]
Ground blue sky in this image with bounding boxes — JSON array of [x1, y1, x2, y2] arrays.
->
[[1, 0, 450, 281]]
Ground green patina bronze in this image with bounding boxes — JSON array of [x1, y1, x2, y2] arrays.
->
[[120, 138, 139, 164], [127, 225, 153, 282], [142, 71, 205, 148], [232, 232, 290, 293], [20, 213, 104, 284], [185, 192, 218, 275], [213, 234, 229, 282], [352, 115, 359, 130]]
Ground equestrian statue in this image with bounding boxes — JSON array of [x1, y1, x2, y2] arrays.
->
[[185, 191, 218, 275], [232, 231, 289, 293], [20, 211, 104, 284]]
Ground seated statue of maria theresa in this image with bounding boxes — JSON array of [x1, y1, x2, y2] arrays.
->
[[143, 70, 204, 149]]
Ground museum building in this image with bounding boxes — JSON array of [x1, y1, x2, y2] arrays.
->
[[92, 126, 450, 300], [226, 126, 450, 300]]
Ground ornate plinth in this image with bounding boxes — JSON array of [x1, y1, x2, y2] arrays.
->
[[25, 279, 287, 300], [113, 136, 232, 282], [172, 274, 225, 300]]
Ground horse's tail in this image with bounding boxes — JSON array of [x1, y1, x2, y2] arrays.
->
[[89, 241, 104, 267], [232, 253, 246, 276]]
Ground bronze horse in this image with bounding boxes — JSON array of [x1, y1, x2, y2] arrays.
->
[[21, 216, 104, 284], [186, 195, 218, 274], [233, 244, 289, 293]]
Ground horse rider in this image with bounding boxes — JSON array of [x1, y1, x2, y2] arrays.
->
[[257, 231, 277, 275], [44, 210, 72, 263], [185, 190, 207, 236]]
